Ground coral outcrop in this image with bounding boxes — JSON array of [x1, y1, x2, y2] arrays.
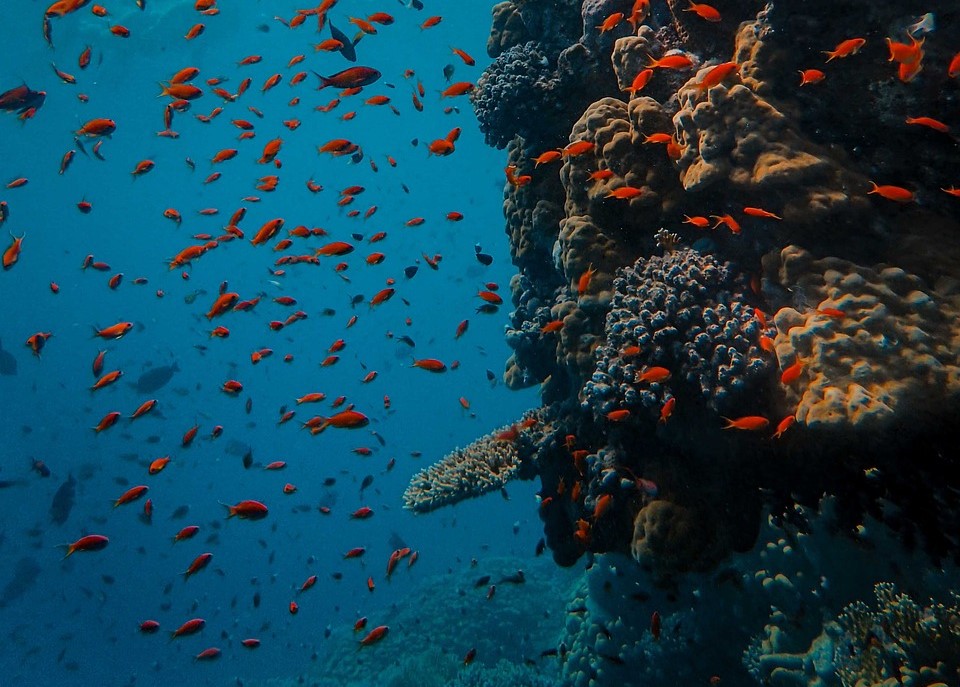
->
[[763, 245, 960, 433]]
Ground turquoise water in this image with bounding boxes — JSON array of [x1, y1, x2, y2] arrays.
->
[[0, 2, 540, 685]]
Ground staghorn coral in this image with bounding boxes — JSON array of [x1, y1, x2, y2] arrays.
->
[[834, 583, 960, 687], [583, 247, 770, 418], [762, 245, 960, 433], [403, 411, 546, 513]]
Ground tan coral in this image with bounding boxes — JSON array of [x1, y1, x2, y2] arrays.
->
[[673, 74, 869, 224], [763, 245, 960, 432], [487, 1, 529, 58], [631, 500, 726, 576], [403, 411, 546, 513]]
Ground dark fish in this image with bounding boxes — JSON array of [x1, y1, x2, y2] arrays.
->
[[253, 591, 260, 608], [328, 22, 357, 62], [0, 339, 17, 375], [599, 653, 624, 665], [371, 431, 386, 447], [170, 504, 189, 519], [397, 335, 415, 348], [351, 294, 364, 307], [360, 475, 373, 494], [243, 450, 253, 469], [499, 570, 525, 585], [0, 85, 46, 115], [442, 64, 455, 82], [486, 369, 496, 382], [0, 480, 26, 489], [474, 575, 491, 588], [331, 572, 342, 580], [476, 253, 493, 266], [245, 397, 253, 415], [323, 477, 336, 486], [1, 558, 41, 607], [320, 308, 336, 316], [50, 474, 76, 525], [351, 233, 364, 242], [135, 362, 179, 394], [404, 266, 418, 279], [535, 538, 546, 556]]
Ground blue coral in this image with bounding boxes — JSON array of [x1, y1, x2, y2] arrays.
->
[[583, 248, 770, 417]]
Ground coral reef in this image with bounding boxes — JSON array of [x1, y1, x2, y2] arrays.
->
[[447, 0, 960, 604], [762, 245, 960, 433], [303, 557, 579, 687], [834, 584, 960, 687]]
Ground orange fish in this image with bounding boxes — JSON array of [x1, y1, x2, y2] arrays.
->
[[685, 1, 720, 22], [94, 322, 133, 339], [597, 12, 624, 33], [76, 117, 116, 137], [772, 415, 795, 439], [412, 358, 447, 372], [93, 411, 121, 432], [743, 206, 781, 220], [452, 47, 475, 66], [206, 292, 239, 319], [148, 456, 170, 474], [905, 116, 949, 134], [359, 625, 389, 646], [950, 52, 960, 79], [659, 397, 676, 423], [3, 231, 24, 269], [798, 69, 825, 86], [62, 534, 109, 559], [91, 369, 123, 390], [636, 366, 670, 383], [115, 484, 148, 507], [780, 359, 803, 385], [823, 38, 866, 62], [647, 53, 693, 70], [867, 181, 914, 203], [606, 409, 630, 422], [721, 415, 769, 431], [578, 263, 597, 295], [221, 500, 268, 519], [697, 61, 738, 91], [625, 68, 654, 94]]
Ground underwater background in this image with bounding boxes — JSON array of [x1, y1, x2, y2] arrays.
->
[[2, 1, 960, 686]]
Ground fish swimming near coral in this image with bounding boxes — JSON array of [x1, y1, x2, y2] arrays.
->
[[50, 473, 76, 525], [134, 361, 179, 394], [0, 339, 16, 375]]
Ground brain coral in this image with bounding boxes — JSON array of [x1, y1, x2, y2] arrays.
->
[[583, 247, 770, 418], [762, 245, 960, 432]]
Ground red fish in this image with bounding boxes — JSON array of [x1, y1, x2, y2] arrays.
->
[[222, 500, 268, 519], [315, 67, 381, 90], [62, 534, 109, 558]]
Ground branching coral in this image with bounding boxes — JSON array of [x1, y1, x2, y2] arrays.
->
[[403, 411, 546, 513], [834, 583, 960, 687]]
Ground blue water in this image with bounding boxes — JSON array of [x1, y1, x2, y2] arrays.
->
[[0, 2, 540, 684]]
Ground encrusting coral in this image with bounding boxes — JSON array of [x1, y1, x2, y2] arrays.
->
[[762, 245, 960, 432]]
